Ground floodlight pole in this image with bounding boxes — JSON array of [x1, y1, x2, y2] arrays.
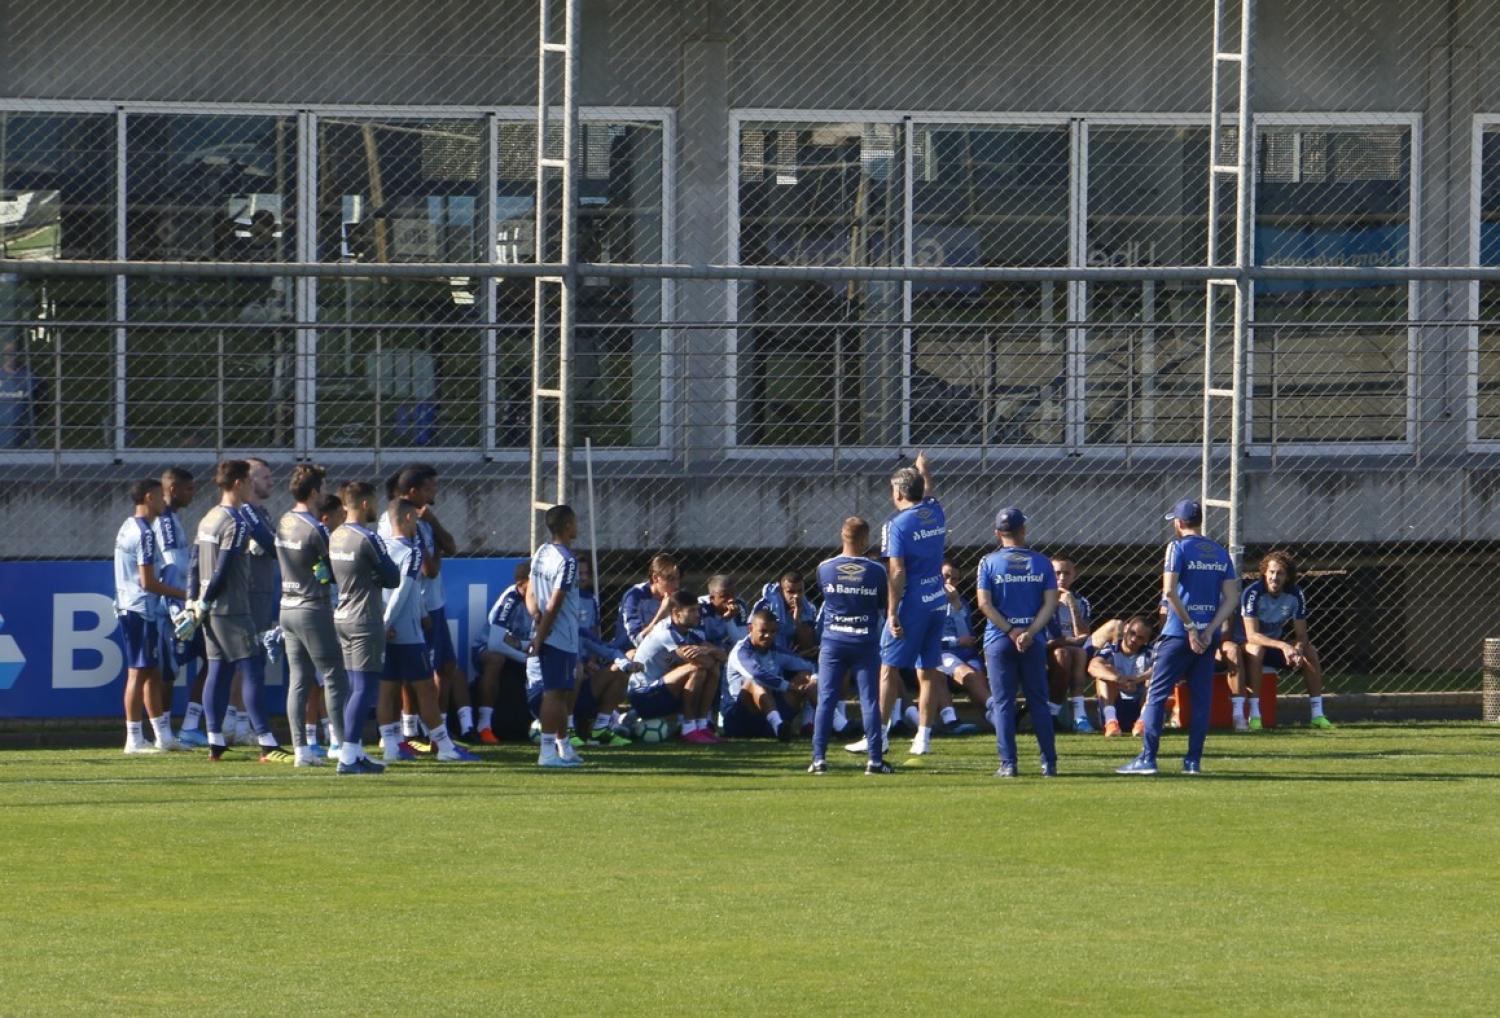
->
[[1202, 0, 1256, 564], [530, 0, 581, 548]]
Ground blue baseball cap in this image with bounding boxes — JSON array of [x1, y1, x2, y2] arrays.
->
[[1164, 499, 1202, 525], [994, 506, 1026, 533]]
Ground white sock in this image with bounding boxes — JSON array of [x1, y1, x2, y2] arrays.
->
[[401, 714, 419, 738], [940, 705, 958, 725], [1249, 697, 1262, 720], [1048, 702, 1062, 717], [126, 721, 144, 745], [916, 725, 932, 745], [457, 706, 473, 734], [1310, 695, 1324, 718], [1232, 695, 1245, 720], [305, 724, 319, 746], [379, 723, 401, 754], [150, 713, 174, 745], [1103, 704, 1118, 724], [553, 734, 570, 754], [223, 706, 240, 741], [538, 736, 558, 762], [903, 704, 920, 728], [207, 731, 226, 748], [477, 706, 495, 730], [766, 710, 783, 733], [683, 718, 701, 734], [339, 741, 360, 766], [430, 723, 455, 752], [593, 712, 611, 733], [257, 732, 278, 748], [1071, 697, 1086, 721], [182, 702, 204, 731]]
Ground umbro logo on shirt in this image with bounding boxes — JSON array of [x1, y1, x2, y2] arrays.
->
[[836, 562, 867, 580]]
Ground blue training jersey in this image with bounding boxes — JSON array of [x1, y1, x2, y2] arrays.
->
[[114, 516, 161, 617], [634, 618, 707, 684], [814, 555, 887, 646], [381, 536, 426, 644], [1241, 580, 1307, 641], [615, 580, 660, 650], [976, 546, 1057, 647], [531, 542, 579, 654], [751, 581, 819, 653], [1162, 535, 1236, 639], [942, 595, 976, 651], [725, 637, 815, 700], [882, 496, 947, 615], [152, 506, 191, 600]]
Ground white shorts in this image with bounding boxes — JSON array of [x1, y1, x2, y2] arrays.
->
[[939, 651, 982, 677]]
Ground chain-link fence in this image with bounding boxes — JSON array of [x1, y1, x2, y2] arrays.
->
[[2, 0, 1498, 696]]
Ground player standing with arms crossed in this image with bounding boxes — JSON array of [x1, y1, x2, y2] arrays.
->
[[327, 481, 397, 774], [276, 464, 352, 768], [116, 478, 188, 753], [1117, 499, 1238, 776], [878, 452, 948, 759], [975, 507, 1059, 778], [810, 517, 890, 774]]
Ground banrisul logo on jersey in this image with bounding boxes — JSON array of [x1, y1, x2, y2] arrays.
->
[[0, 611, 24, 691]]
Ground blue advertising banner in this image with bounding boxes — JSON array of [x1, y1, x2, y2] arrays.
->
[[0, 557, 525, 718]]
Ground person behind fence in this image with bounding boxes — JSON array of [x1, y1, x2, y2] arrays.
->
[[154, 466, 207, 748], [724, 609, 817, 742], [878, 452, 949, 760], [574, 556, 638, 747], [753, 569, 819, 657], [938, 556, 990, 736], [275, 464, 351, 769], [809, 517, 889, 774], [1117, 499, 1238, 777], [615, 552, 681, 650], [327, 480, 397, 775], [1242, 550, 1333, 731], [630, 590, 726, 744], [116, 478, 188, 754], [976, 506, 1060, 778], [1046, 556, 1095, 733], [0, 338, 35, 449], [473, 561, 531, 744], [1088, 616, 1154, 738], [526, 504, 586, 767]]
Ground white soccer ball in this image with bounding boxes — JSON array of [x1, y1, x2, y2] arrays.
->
[[529, 719, 542, 744], [638, 717, 671, 744]]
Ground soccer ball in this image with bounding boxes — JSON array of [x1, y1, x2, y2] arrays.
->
[[638, 717, 671, 744], [528, 720, 542, 744]]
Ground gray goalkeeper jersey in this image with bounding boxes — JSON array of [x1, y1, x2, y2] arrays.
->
[[331, 523, 395, 632], [277, 510, 333, 611], [195, 504, 252, 618]]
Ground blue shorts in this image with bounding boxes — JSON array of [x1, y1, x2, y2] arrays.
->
[[425, 607, 458, 670], [118, 612, 160, 671], [533, 644, 577, 693], [1221, 617, 1247, 645], [720, 691, 794, 739], [880, 607, 945, 669], [627, 679, 680, 719], [382, 642, 432, 682], [1259, 645, 1289, 669], [1114, 694, 1143, 730]]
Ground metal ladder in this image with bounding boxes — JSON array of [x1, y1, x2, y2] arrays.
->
[[530, 0, 580, 547], [1201, 0, 1256, 561]]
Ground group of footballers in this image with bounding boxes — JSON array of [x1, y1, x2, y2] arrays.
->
[[111, 451, 1332, 776]]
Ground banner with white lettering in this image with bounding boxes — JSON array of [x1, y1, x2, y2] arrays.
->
[[0, 557, 525, 718]]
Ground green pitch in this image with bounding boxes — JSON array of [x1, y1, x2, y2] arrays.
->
[[3, 724, 1498, 1016]]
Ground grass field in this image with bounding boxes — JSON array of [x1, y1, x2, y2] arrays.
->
[[3, 724, 1499, 1016]]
